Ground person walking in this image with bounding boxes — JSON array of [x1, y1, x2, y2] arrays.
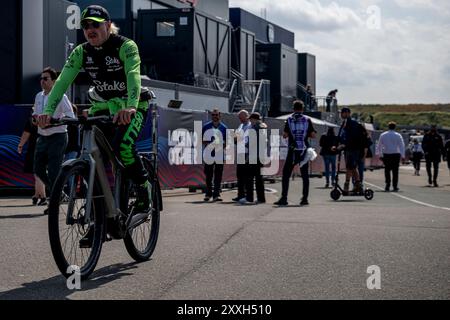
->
[[411, 138, 424, 176], [422, 125, 444, 187], [17, 116, 47, 205], [33, 67, 75, 204], [202, 109, 228, 202], [319, 127, 338, 188], [376, 122, 405, 192], [274, 100, 316, 206]]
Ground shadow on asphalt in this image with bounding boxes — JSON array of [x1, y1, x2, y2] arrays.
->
[[0, 213, 44, 220], [272, 205, 306, 208], [186, 201, 239, 205], [186, 201, 214, 204], [0, 262, 139, 300], [333, 199, 368, 203], [0, 204, 39, 208]]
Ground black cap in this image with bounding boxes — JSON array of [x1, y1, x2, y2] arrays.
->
[[340, 107, 351, 113], [249, 112, 261, 120], [81, 5, 111, 23]]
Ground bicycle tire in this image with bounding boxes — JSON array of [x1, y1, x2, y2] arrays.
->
[[123, 161, 160, 262], [48, 162, 105, 280]]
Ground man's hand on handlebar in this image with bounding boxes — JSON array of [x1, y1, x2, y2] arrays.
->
[[37, 114, 52, 128], [113, 108, 137, 125]]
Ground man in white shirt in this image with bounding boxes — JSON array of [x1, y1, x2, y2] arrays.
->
[[376, 121, 405, 192], [233, 110, 252, 202], [33, 67, 75, 202]]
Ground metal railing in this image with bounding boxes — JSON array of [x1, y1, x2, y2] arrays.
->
[[296, 83, 317, 112], [229, 79, 271, 117], [230, 68, 245, 80], [228, 79, 238, 112], [194, 73, 231, 92], [250, 80, 271, 116]]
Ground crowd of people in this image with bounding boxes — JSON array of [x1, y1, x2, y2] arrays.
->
[[19, 91, 449, 210], [201, 100, 318, 206], [200, 102, 450, 206]]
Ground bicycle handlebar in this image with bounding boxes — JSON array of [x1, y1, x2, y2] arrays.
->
[[47, 115, 115, 127]]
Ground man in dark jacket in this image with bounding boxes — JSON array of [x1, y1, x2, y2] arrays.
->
[[241, 112, 267, 204], [334, 107, 365, 193], [422, 125, 444, 187], [319, 127, 338, 188]]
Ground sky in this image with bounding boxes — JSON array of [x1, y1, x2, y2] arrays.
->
[[228, 0, 450, 105]]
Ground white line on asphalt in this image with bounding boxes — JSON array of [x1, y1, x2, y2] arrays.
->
[[365, 182, 450, 212]]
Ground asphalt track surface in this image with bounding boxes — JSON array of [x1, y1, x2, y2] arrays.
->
[[0, 163, 449, 300]]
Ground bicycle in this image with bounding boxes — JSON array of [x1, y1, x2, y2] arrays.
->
[[47, 105, 162, 280]]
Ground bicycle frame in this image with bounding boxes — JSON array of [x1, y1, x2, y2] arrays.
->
[[68, 125, 122, 225], [64, 106, 159, 226]]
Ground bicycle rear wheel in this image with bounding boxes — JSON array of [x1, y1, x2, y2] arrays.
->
[[123, 162, 160, 262], [48, 163, 105, 280]]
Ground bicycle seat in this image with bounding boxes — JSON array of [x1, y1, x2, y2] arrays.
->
[[139, 87, 156, 102]]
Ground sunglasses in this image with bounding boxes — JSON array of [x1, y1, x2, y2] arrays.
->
[[81, 20, 102, 30]]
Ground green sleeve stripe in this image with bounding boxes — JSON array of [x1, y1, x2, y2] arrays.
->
[[120, 40, 141, 110], [44, 45, 83, 115]]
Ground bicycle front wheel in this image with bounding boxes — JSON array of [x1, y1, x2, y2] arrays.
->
[[48, 163, 105, 280]]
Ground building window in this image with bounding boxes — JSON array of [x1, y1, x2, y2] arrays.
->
[[256, 51, 270, 73], [156, 21, 176, 37]]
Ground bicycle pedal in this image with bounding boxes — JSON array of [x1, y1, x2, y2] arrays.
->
[[127, 211, 151, 230], [79, 228, 94, 248]]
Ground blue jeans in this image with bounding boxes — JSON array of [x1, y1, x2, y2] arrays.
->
[[322, 155, 336, 184]]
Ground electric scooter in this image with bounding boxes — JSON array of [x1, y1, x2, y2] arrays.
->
[[330, 151, 374, 201]]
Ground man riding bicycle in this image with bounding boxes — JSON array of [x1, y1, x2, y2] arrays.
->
[[37, 5, 151, 214]]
